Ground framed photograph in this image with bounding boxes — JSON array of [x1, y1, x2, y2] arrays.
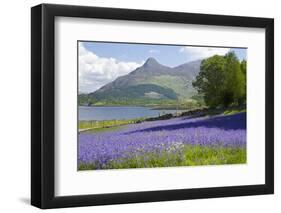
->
[[31, 4, 274, 209]]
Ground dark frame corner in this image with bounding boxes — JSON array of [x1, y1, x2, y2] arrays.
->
[[31, 3, 274, 209]]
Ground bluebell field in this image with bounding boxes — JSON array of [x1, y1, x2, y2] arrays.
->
[[78, 112, 246, 170]]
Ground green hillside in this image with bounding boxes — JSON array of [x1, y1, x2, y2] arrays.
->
[[79, 58, 202, 107]]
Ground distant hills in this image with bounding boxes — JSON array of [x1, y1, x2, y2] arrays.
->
[[79, 57, 202, 106]]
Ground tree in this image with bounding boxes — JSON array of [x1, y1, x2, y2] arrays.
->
[[240, 60, 247, 76], [222, 52, 245, 106], [192, 55, 226, 108], [192, 52, 246, 108], [237, 60, 247, 103]]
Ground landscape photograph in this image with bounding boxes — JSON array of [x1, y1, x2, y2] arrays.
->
[[78, 41, 247, 170]]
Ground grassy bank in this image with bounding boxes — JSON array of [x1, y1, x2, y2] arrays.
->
[[79, 106, 246, 131], [78, 145, 246, 170], [79, 118, 145, 131], [79, 98, 203, 110]]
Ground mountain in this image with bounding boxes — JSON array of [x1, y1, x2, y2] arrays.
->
[[81, 57, 201, 105]]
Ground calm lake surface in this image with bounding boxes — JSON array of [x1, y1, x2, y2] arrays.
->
[[79, 106, 184, 121]]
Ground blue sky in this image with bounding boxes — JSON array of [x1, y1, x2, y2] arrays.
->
[[82, 41, 247, 67], [79, 41, 247, 93]]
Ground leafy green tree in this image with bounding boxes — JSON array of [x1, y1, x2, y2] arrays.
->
[[222, 52, 245, 106], [193, 52, 246, 108], [240, 60, 247, 76], [192, 55, 226, 108], [239, 60, 247, 104]]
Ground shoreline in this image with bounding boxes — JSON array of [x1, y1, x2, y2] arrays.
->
[[79, 106, 246, 132], [78, 104, 197, 110]]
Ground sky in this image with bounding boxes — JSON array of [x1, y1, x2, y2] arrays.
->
[[79, 41, 247, 93]]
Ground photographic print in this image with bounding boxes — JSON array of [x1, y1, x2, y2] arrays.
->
[[78, 41, 247, 170], [31, 4, 274, 208]]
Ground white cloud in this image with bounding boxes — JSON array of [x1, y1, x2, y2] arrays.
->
[[179, 46, 230, 62], [149, 49, 160, 53], [79, 43, 143, 93]]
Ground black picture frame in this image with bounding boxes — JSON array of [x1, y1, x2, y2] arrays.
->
[[31, 3, 274, 209]]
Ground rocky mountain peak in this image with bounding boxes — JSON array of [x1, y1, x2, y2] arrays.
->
[[143, 57, 160, 67]]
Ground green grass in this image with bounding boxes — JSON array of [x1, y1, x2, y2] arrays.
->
[[79, 118, 145, 131], [223, 108, 246, 115], [78, 145, 246, 170], [85, 125, 126, 133]]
